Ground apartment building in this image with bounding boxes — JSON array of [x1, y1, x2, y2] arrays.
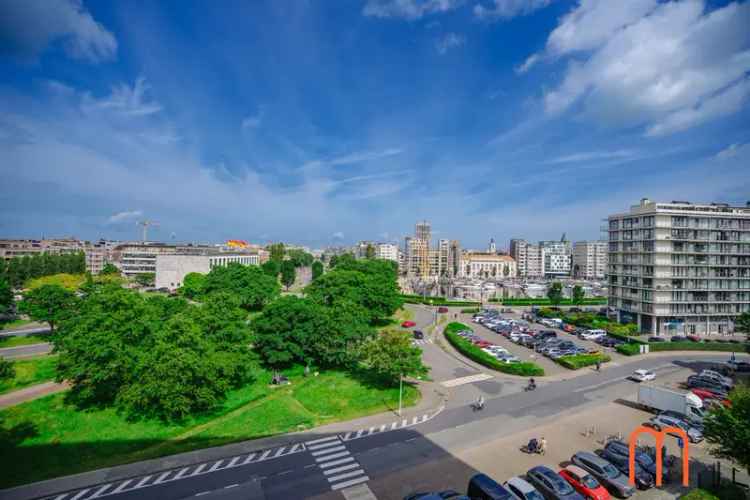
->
[[155, 253, 261, 291], [608, 198, 750, 336], [540, 240, 572, 278], [509, 239, 544, 278], [0, 238, 114, 274], [375, 243, 399, 262], [460, 253, 516, 279], [573, 241, 608, 280], [403, 237, 430, 277]]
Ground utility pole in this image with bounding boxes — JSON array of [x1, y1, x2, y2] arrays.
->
[[137, 220, 160, 242], [398, 373, 403, 416]]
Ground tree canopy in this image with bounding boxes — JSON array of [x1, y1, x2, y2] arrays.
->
[[201, 263, 280, 310], [54, 284, 255, 420], [547, 282, 563, 306], [358, 330, 428, 386], [736, 311, 750, 340], [261, 260, 280, 277], [311, 260, 324, 281], [0, 252, 85, 288], [18, 284, 78, 332], [0, 358, 13, 382], [100, 263, 120, 275], [134, 273, 155, 287], [179, 272, 205, 299], [280, 260, 296, 290], [572, 285, 585, 305], [0, 278, 13, 315], [703, 383, 750, 474], [287, 249, 314, 268], [267, 243, 285, 262]]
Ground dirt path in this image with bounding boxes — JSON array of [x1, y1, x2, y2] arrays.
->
[[0, 381, 69, 409]]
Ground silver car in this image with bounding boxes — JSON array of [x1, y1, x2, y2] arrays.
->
[[649, 414, 703, 443], [571, 451, 636, 498]]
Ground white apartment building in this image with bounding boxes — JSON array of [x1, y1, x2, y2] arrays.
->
[[375, 243, 399, 262], [573, 241, 608, 280], [510, 239, 544, 278], [608, 198, 750, 336], [155, 253, 260, 291], [541, 240, 572, 278], [460, 253, 516, 279]]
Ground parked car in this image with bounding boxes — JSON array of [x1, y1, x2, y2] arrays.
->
[[659, 410, 703, 430], [685, 335, 702, 343], [558, 465, 610, 500], [581, 330, 607, 341], [571, 451, 635, 498], [402, 321, 417, 328], [697, 370, 733, 388], [649, 414, 703, 443], [504, 476, 545, 500], [526, 466, 585, 500], [687, 374, 732, 392], [670, 335, 687, 342], [438, 307, 449, 313], [597, 448, 654, 490], [467, 473, 515, 500], [691, 388, 730, 404], [404, 490, 469, 500], [413, 330, 424, 340], [629, 369, 656, 382], [648, 336, 666, 343], [603, 440, 667, 482], [725, 359, 750, 373], [563, 324, 577, 333]]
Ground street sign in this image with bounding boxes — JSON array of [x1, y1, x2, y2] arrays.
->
[[678, 437, 684, 449]]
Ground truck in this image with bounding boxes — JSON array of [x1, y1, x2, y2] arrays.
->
[[637, 385, 705, 424]]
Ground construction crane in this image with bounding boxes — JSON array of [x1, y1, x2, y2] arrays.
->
[[137, 220, 160, 242], [560, 232, 567, 242]]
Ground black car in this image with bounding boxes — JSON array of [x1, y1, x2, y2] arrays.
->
[[404, 490, 469, 500], [413, 330, 424, 339], [670, 335, 687, 342], [525, 466, 584, 500], [687, 374, 732, 392], [648, 336, 666, 343], [603, 440, 668, 482], [597, 448, 654, 489], [467, 473, 514, 500]]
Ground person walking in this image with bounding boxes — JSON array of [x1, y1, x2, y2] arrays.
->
[[539, 437, 547, 455]]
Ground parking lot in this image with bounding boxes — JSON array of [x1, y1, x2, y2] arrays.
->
[[456, 307, 628, 377]]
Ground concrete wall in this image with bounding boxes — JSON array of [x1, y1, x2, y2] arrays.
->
[[155, 255, 211, 291]]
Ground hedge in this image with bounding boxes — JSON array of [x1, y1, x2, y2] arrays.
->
[[536, 308, 644, 340], [648, 341, 749, 353], [490, 298, 607, 306], [556, 353, 611, 370], [443, 323, 544, 377], [400, 295, 480, 306], [616, 343, 641, 356], [461, 308, 480, 314]]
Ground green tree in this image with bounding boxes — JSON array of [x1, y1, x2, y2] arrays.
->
[[328, 255, 339, 268], [134, 272, 156, 287], [179, 272, 205, 299], [287, 249, 314, 268], [28, 254, 44, 279], [100, 263, 120, 275], [547, 282, 563, 306], [0, 358, 14, 382], [6, 258, 23, 288], [365, 244, 376, 259], [280, 260, 296, 290], [267, 243, 285, 262], [0, 277, 13, 315], [572, 285, 585, 305], [703, 384, 750, 474], [358, 329, 428, 386], [503, 264, 510, 277], [261, 260, 280, 277], [311, 260, 324, 281], [251, 296, 324, 366], [202, 263, 280, 310], [18, 284, 77, 332], [736, 311, 750, 341]]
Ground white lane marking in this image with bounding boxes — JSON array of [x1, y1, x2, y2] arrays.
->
[[331, 475, 370, 490], [328, 469, 366, 483], [173, 467, 191, 480], [390, 422, 397, 430], [342, 432, 353, 440], [306, 436, 339, 445], [379, 424, 386, 432], [308, 440, 341, 451], [225, 484, 239, 489], [312, 445, 346, 456], [355, 429, 364, 438], [411, 416, 418, 425], [401, 419, 407, 427], [258, 449, 272, 461], [316, 451, 350, 462], [273, 447, 287, 458], [368, 426, 375, 434], [341, 483, 378, 500], [111, 479, 133, 494], [52, 495, 68, 500], [440, 373, 493, 387], [70, 489, 90, 500], [152, 471, 173, 485], [323, 463, 360, 475], [241, 453, 256, 465], [209, 460, 224, 472], [87, 483, 112, 499], [319, 457, 355, 468], [226, 456, 241, 468], [196, 491, 211, 497], [192, 463, 208, 475], [290, 443, 305, 453]]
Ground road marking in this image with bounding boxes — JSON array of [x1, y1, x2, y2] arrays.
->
[[306, 436, 339, 445], [390, 422, 397, 430], [273, 446, 286, 458], [401, 419, 407, 427], [225, 484, 239, 489], [70, 489, 90, 500], [192, 463, 208, 475], [312, 445, 346, 456], [290, 443, 305, 453], [258, 449, 272, 461], [241, 453, 256, 465], [152, 471, 173, 485], [341, 483, 378, 500], [209, 460, 224, 472], [355, 429, 365, 438], [316, 451, 351, 462], [379, 424, 386, 432], [226, 456, 241, 468], [440, 373, 493, 387], [173, 467, 191, 480], [320, 457, 355, 468], [308, 440, 341, 450], [196, 491, 211, 496], [331, 476, 370, 490], [52, 495, 68, 500], [328, 469, 367, 483], [111, 479, 134, 494], [87, 484, 112, 498], [323, 463, 360, 475]]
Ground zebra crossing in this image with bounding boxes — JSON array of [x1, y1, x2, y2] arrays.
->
[[307, 436, 369, 491], [412, 338, 433, 346], [43, 443, 306, 500], [339, 410, 437, 442], [440, 373, 493, 388]]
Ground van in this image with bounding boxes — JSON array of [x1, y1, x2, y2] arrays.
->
[[467, 473, 514, 499]]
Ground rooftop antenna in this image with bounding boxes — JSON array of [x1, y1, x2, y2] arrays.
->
[[137, 220, 160, 242]]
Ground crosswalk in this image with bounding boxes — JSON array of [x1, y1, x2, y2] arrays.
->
[[440, 373, 493, 388], [306, 436, 369, 491], [412, 338, 433, 346], [339, 411, 436, 442]]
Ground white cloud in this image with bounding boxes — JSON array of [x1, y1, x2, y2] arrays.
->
[[515, 53, 539, 74], [83, 77, 162, 116], [363, 0, 463, 20], [107, 210, 142, 224], [0, 0, 116, 63], [474, 0, 551, 20], [327, 148, 404, 166], [715, 142, 749, 160], [332, 231, 345, 240], [545, 149, 636, 164], [534, 0, 750, 136], [435, 33, 465, 55]]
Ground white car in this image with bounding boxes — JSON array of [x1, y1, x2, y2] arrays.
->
[[630, 369, 656, 382], [581, 330, 607, 340]]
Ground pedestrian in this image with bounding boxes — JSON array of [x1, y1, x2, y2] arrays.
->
[[595, 361, 601, 372], [539, 437, 547, 455]]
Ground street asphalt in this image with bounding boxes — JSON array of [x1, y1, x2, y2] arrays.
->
[[4, 305, 747, 500], [0, 342, 53, 359]]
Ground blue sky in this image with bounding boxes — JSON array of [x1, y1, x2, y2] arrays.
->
[[1, 0, 749, 249]]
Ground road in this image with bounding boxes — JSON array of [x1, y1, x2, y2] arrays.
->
[[16, 337, 744, 500], [0, 325, 50, 338], [0, 342, 53, 359]]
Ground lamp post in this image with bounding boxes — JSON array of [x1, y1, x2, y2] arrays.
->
[[398, 373, 403, 416]]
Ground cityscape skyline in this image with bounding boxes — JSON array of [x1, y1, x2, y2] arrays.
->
[[2, 1, 749, 247]]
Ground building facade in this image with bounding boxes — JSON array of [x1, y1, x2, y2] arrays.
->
[[608, 198, 750, 336], [460, 253, 516, 279], [0, 238, 114, 275], [509, 239, 544, 278], [540, 240, 572, 278], [155, 253, 260, 291], [375, 243, 399, 262], [573, 241, 608, 280]]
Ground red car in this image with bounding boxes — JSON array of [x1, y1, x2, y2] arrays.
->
[[438, 306, 449, 313], [691, 388, 730, 406], [474, 340, 492, 348], [401, 321, 417, 328], [559, 465, 610, 500], [563, 324, 576, 333]]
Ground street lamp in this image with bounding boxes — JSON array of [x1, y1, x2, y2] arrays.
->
[[398, 373, 403, 416]]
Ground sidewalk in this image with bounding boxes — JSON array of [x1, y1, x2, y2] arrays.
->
[[0, 379, 447, 500], [0, 381, 69, 409]]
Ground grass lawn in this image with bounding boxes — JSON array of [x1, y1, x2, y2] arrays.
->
[[0, 368, 419, 488], [25, 273, 86, 291], [0, 333, 52, 349], [0, 356, 58, 395]]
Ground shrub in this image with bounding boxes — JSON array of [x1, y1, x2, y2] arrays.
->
[[616, 343, 641, 356], [556, 353, 611, 370], [648, 341, 747, 353], [492, 298, 607, 306], [461, 307, 480, 314], [443, 323, 544, 377], [400, 295, 479, 307]]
